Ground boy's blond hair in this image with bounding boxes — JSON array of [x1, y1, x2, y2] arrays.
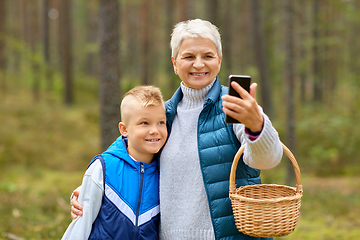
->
[[120, 86, 164, 123]]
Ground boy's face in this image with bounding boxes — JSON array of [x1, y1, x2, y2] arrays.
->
[[119, 102, 167, 163]]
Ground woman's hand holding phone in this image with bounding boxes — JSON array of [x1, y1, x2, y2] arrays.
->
[[222, 75, 263, 133]]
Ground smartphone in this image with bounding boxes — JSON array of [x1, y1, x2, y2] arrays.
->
[[225, 75, 251, 124]]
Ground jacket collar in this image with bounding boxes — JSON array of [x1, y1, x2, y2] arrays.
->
[[204, 76, 221, 107]]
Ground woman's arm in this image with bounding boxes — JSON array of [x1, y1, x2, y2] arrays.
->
[[223, 81, 283, 169], [234, 109, 283, 170]]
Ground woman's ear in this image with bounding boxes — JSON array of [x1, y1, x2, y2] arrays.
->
[[119, 122, 128, 136], [217, 55, 223, 73], [172, 57, 178, 75]]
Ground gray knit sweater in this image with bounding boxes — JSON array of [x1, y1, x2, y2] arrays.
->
[[159, 81, 282, 240]]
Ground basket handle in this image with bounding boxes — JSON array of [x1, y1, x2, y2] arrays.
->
[[229, 142, 303, 194]]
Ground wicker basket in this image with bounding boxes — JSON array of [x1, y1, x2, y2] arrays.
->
[[229, 143, 303, 238]]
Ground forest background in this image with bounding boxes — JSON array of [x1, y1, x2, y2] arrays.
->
[[0, 0, 360, 239]]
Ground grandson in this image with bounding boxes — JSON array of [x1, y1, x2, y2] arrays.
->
[[61, 86, 167, 240]]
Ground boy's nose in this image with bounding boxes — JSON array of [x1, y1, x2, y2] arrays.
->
[[149, 125, 159, 134]]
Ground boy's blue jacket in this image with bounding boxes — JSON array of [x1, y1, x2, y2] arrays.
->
[[88, 136, 160, 240]]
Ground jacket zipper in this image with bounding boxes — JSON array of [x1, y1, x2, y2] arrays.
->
[[133, 163, 145, 240]]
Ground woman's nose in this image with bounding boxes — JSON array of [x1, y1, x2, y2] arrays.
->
[[193, 56, 204, 69]]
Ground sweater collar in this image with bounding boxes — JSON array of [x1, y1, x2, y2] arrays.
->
[[179, 80, 215, 109], [165, 76, 221, 122]]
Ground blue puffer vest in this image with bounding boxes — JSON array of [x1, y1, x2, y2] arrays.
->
[[88, 136, 160, 240], [165, 77, 271, 240]]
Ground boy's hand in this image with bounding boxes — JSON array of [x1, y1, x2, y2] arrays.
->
[[70, 190, 83, 220]]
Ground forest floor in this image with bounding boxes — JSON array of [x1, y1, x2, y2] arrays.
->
[[0, 167, 359, 240]]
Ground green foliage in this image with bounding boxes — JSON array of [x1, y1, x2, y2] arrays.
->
[[0, 85, 101, 239], [296, 98, 360, 177], [0, 87, 100, 172], [0, 167, 83, 239]]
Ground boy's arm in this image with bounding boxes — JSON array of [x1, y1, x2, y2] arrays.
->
[[62, 160, 104, 240]]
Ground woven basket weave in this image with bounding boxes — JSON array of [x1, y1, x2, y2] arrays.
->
[[229, 143, 303, 238]]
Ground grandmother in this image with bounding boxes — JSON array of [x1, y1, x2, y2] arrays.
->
[[71, 19, 283, 240]]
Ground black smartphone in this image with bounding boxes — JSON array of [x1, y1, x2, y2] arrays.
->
[[225, 75, 251, 124]]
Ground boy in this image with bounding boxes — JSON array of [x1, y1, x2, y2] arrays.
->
[[62, 86, 167, 240]]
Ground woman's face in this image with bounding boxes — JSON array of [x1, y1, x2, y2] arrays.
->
[[172, 37, 222, 89]]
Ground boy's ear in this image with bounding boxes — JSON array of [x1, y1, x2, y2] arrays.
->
[[119, 122, 128, 136]]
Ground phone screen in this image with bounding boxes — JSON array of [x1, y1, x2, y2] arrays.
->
[[225, 75, 251, 124]]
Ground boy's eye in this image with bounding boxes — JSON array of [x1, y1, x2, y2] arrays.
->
[[140, 122, 148, 125], [159, 121, 166, 125]]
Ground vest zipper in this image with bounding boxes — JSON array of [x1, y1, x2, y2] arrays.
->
[[133, 163, 145, 240]]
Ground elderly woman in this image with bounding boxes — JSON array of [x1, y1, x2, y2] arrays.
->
[[71, 19, 283, 240]]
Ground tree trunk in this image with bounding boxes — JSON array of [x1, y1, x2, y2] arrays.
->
[[59, 0, 73, 105], [164, 0, 177, 92], [284, 0, 296, 185], [298, 1, 307, 103], [207, 0, 219, 27], [0, 0, 6, 95], [28, 3, 40, 102], [86, 1, 98, 77], [124, 1, 139, 79], [312, 0, 322, 102], [99, 0, 121, 151], [178, 0, 192, 21], [42, 0, 53, 92], [222, 0, 233, 79], [249, 0, 273, 118], [140, 0, 149, 85]]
